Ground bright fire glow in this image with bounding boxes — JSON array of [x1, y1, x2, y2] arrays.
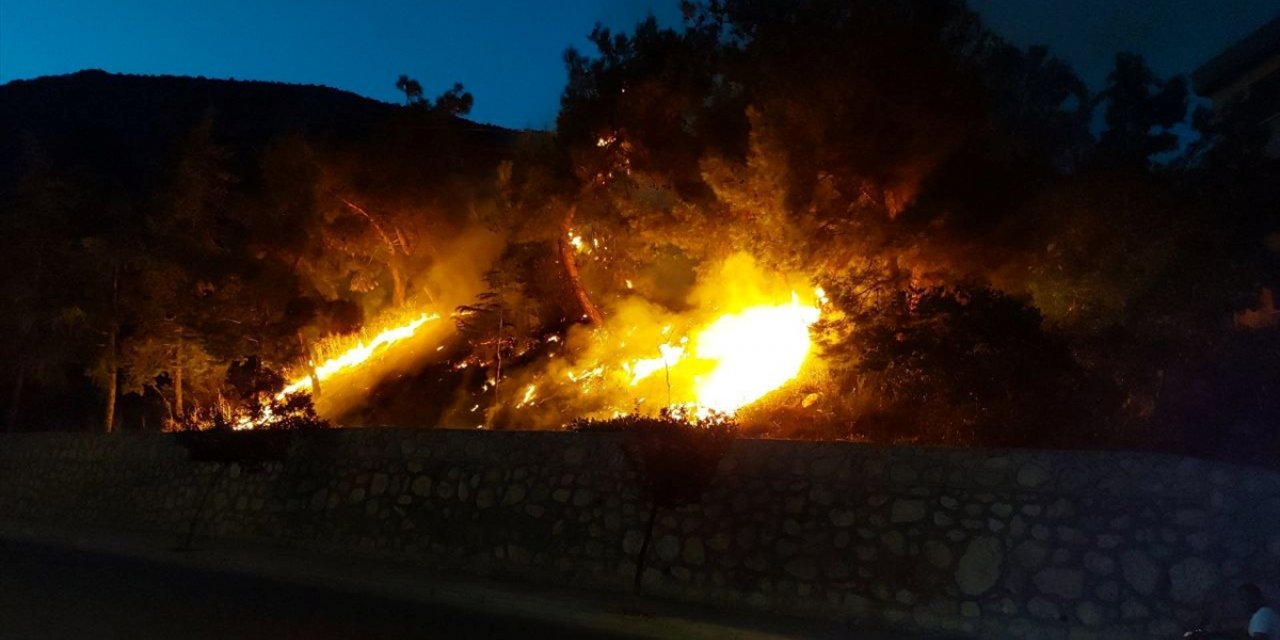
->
[[505, 254, 826, 423], [690, 295, 820, 413], [279, 313, 440, 396], [237, 253, 822, 430], [615, 295, 820, 415], [516, 384, 538, 408], [235, 312, 440, 429], [626, 343, 685, 385]]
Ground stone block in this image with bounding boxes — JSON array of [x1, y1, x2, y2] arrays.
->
[[955, 537, 1003, 596], [1169, 557, 1219, 606], [1034, 567, 1084, 600], [924, 540, 953, 569], [1119, 550, 1159, 596], [891, 499, 927, 523], [784, 556, 818, 581], [682, 537, 705, 566], [655, 535, 680, 563]]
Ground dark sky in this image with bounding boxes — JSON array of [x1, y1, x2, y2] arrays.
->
[[1, 0, 1276, 130]]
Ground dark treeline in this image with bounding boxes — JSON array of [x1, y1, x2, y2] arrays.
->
[[1, 1, 1276, 465], [0, 69, 513, 432]]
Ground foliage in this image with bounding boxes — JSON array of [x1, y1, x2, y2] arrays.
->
[[573, 408, 736, 508], [172, 375, 329, 551], [0, 8, 1275, 464], [571, 408, 735, 592], [827, 286, 1113, 447], [395, 75, 473, 116], [1094, 53, 1189, 166]]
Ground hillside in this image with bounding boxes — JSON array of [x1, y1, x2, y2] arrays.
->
[[0, 69, 518, 192]]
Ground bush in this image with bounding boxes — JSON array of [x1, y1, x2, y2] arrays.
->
[[572, 408, 735, 592]]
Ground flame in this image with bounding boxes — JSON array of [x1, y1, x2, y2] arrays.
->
[[234, 312, 440, 429], [689, 295, 820, 413], [516, 384, 538, 408], [627, 343, 685, 385], [614, 294, 820, 416], [235, 254, 820, 430], [501, 254, 825, 424], [279, 313, 440, 396]]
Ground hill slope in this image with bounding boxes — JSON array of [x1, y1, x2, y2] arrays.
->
[[0, 69, 517, 191]]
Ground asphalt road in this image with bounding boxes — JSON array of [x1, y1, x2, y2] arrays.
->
[[0, 538, 611, 640]]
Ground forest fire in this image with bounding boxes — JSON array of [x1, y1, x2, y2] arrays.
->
[[607, 295, 822, 416], [278, 313, 441, 397], [3, 0, 1276, 471], [476, 254, 827, 425], [686, 296, 821, 414], [234, 312, 441, 429]]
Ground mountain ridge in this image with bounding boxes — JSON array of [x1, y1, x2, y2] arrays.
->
[[0, 69, 519, 192]]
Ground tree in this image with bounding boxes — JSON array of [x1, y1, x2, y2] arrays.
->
[[174, 370, 328, 550], [1094, 53, 1188, 166], [573, 410, 735, 594], [117, 112, 237, 427], [0, 136, 81, 430], [395, 75, 473, 116], [431, 82, 473, 117], [825, 286, 1112, 447], [395, 75, 424, 105]]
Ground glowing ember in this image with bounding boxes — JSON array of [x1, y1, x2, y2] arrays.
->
[[516, 384, 538, 408]]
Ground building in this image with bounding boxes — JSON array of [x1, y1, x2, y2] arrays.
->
[[1192, 15, 1280, 155]]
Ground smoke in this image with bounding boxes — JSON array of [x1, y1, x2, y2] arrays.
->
[[303, 224, 507, 421], [463, 252, 826, 429]]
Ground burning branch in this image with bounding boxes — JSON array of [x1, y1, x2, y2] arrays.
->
[[560, 205, 603, 326]]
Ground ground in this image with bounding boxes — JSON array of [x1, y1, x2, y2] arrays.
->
[[0, 538, 603, 640], [0, 525, 921, 640]]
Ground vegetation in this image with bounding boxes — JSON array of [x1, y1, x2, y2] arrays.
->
[[0, 1, 1276, 466], [573, 409, 736, 592], [173, 372, 330, 550]]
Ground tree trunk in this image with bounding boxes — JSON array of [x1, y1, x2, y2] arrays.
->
[[494, 307, 504, 384], [297, 331, 321, 397], [103, 340, 117, 435], [559, 205, 603, 326], [632, 499, 660, 594], [340, 197, 415, 307], [6, 362, 25, 432], [174, 332, 184, 419], [104, 267, 119, 433], [151, 383, 174, 430], [390, 265, 407, 308]]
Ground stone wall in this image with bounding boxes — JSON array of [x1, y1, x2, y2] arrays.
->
[[2, 429, 1278, 639]]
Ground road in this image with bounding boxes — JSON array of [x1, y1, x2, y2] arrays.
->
[[0, 538, 612, 640]]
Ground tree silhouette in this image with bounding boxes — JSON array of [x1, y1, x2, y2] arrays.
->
[[574, 410, 735, 594], [1095, 53, 1189, 166], [395, 74, 424, 105]]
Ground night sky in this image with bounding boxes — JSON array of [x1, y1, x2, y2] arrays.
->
[[1, 0, 1276, 130]]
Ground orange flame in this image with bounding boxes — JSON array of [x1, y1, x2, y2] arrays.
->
[[234, 312, 440, 429]]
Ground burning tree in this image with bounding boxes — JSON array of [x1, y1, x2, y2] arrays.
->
[[2, 1, 1276, 461]]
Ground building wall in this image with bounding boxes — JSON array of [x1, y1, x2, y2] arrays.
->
[[2, 429, 1278, 639]]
